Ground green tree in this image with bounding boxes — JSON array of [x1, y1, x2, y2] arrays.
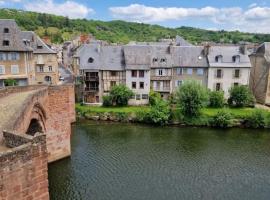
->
[[228, 85, 255, 107], [110, 84, 134, 106], [149, 89, 162, 106], [209, 91, 224, 108], [176, 80, 209, 117]]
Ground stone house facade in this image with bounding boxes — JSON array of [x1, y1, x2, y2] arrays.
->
[[249, 43, 270, 105], [0, 19, 58, 88], [206, 45, 251, 97]]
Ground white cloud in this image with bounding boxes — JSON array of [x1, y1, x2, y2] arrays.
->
[[109, 4, 270, 33], [25, 0, 94, 19]]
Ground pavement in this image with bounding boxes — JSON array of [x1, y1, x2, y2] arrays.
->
[[58, 64, 74, 84]]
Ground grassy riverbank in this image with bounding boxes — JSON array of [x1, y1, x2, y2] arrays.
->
[[76, 104, 270, 128]]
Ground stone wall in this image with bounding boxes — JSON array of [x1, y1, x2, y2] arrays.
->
[[0, 132, 49, 200], [46, 85, 75, 162]]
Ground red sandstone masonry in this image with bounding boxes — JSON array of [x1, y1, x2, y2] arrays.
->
[[0, 132, 49, 200]]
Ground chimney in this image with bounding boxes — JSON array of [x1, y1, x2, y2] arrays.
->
[[239, 42, 247, 54]]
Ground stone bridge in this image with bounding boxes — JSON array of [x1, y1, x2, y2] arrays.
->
[[0, 85, 75, 200]]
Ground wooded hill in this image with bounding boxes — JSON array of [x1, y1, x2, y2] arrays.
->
[[1, 8, 270, 44]]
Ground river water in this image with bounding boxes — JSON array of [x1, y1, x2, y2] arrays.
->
[[48, 121, 270, 200]]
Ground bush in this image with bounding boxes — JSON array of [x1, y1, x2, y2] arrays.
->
[[149, 89, 162, 106], [209, 91, 224, 108], [265, 113, 270, 128], [228, 85, 255, 107], [145, 99, 170, 125], [176, 80, 209, 117], [244, 110, 266, 128], [4, 79, 17, 86], [102, 95, 112, 107], [210, 110, 232, 128], [110, 84, 134, 106]]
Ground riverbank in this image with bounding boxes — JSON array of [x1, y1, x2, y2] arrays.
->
[[76, 104, 270, 128]]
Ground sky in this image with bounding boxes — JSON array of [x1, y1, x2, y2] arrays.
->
[[1, 0, 270, 33]]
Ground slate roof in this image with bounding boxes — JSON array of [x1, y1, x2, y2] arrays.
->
[[253, 42, 270, 62], [0, 19, 31, 52], [207, 46, 251, 68], [20, 31, 56, 54]]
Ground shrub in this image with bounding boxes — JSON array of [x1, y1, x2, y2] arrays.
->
[[176, 80, 209, 117], [135, 110, 149, 122], [228, 85, 255, 107], [210, 110, 232, 128], [244, 110, 266, 128], [110, 84, 134, 106], [265, 113, 270, 128], [146, 99, 170, 125], [102, 95, 113, 107], [4, 79, 17, 86], [209, 91, 224, 108], [149, 89, 162, 106]]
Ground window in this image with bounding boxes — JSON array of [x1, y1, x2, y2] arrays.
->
[[234, 69, 240, 78], [11, 65, 19, 74], [158, 69, 163, 76], [215, 83, 221, 91], [110, 81, 116, 88], [153, 58, 158, 62], [216, 69, 222, 78], [176, 68, 183, 75], [11, 53, 17, 60], [48, 66, 52, 72], [160, 58, 166, 62], [44, 76, 52, 82], [136, 94, 141, 100], [0, 65, 5, 74], [37, 45, 43, 49], [3, 40, 9, 46], [139, 82, 144, 89], [131, 70, 137, 77], [88, 57, 94, 63], [0, 53, 6, 61], [187, 68, 193, 75], [233, 55, 240, 63], [197, 68, 204, 76], [215, 55, 222, 63], [139, 70, 144, 78], [142, 94, 149, 99], [111, 71, 117, 76], [37, 66, 44, 72], [176, 80, 183, 87], [4, 28, 9, 33], [132, 82, 136, 89], [234, 82, 239, 86]]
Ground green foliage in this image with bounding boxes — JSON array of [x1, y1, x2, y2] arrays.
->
[[145, 99, 170, 125], [209, 91, 225, 108], [4, 79, 17, 86], [102, 95, 113, 107], [149, 89, 162, 106], [1, 8, 270, 44], [176, 80, 209, 117], [244, 110, 266, 128], [210, 110, 232, 128], [109, 84, 134, 106], [228, 85, 255, 107]]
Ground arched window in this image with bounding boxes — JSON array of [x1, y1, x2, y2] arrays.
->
[[26, 119, 43, 136], [215, 55, 222, 63], [44, 76, 52, 83], [153, 58, 158, 62], [88, 57, 94, 63]]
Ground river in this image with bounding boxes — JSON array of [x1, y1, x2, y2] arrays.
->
[[48, 121, 270, 200]]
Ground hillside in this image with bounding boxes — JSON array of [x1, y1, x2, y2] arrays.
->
[[1, 8, 270, 44]]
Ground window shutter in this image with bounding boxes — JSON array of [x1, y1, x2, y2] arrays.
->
[[214, 69, 217, 78], [221, 70, 224, 78], [16, 53, 20, 60], [8, 53, 11, 60]]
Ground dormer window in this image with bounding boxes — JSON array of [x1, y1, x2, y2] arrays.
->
[[160, 58, 166, 63], [3, 40, 9, 46], [153, 58, 158, 62], [37, 45, 43, 49], [215, 55, 222, 63], [4, 28, 9, 33], [88, 57, 94, 63], [232, 55, 240, 63]]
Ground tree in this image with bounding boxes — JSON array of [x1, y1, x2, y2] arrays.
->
[[109, 84, 134, 106], [228, 85, 255, 107], [176, 80, 209, 117], [149, 89, 162, 106], [209, 91, 224, 108]]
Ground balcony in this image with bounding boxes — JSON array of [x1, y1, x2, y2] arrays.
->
[[153, 87, 170, 92], [84, 76, 99, 81], [151, 76, 172, 81], [85, 87, 99, 93]]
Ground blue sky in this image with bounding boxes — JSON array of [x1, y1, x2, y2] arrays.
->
[[1, 0, 270, 33]]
